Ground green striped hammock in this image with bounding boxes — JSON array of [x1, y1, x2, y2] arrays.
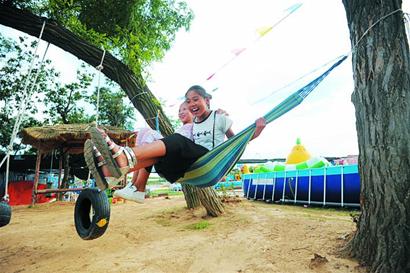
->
[[177, 55, 348, 187]]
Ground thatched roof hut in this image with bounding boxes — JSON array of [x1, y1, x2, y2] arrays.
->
[[20, 123, 135, 154]]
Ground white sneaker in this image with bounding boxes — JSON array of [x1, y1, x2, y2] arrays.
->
[[113, 183, 145, 203]]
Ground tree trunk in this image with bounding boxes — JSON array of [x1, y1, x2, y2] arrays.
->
[[342, 1, 410, 272], [182, 184, 226, 217], [0, 4, 173, 136], [0, 4, 225, 217], [181, 184, 201, 209], [196, 187, 224, 217]]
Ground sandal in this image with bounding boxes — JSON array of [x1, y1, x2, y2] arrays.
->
[[88, 127, 138, 179], [84, 139, 134, 190], [84, 139, 109, 190]]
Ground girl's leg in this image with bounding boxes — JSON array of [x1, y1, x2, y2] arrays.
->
[[130, 159, 157, 191], [113, 160, 156, 203], [133, 168, 150, 192], [93, 128, 165, 177], [132, 142, 166, 160]]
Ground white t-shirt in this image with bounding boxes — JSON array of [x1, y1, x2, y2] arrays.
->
[[175, 123, 193, 140], [136, 127, 163, 146], [193, 111, 233, 150]]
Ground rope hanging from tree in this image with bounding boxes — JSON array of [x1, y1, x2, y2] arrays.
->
[[94, 49, 106, 127], [1, 21, 49, 203]]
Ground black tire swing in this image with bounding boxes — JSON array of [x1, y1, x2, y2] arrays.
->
[[0, 200, 12, 227], [74, 188, 110, 240], [73, 49, 114, 240]]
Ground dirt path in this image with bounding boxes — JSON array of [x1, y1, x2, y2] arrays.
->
[[0, 196, 364, 273]]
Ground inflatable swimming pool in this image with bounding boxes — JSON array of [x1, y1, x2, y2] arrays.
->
[[242, 164, 360, 207]]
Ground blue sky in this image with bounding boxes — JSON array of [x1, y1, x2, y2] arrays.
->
[[1, 0, 409, 158]]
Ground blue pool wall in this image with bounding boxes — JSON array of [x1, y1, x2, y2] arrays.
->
[[242, 165, 360, 207]]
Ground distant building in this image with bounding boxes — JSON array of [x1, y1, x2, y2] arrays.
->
[[333, 155, 358, 165]]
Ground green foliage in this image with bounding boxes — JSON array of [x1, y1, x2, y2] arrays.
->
[[168, 115, 182, 131], [36, 0, 193, 76], [87, 84, 136, 129], [43, 66, 93, 124], [157, 97, 181, 130], [0, 34, 51, 152], [147, 189, 183, 198]]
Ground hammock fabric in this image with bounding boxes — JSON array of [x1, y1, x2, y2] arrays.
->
[[178, 55, 348, 187]]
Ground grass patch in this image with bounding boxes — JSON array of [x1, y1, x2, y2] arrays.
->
[[185, 220, 211, 230], [146, 176, 168, 185], [148, 188, 184, 198]]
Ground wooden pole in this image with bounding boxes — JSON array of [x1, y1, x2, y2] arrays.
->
[[57, 151, 63, 200], [57, 151, 63, 188], [31, 151, 42, 206]]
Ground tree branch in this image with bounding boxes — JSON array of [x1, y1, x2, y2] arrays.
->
[[0, 4, 174, 135]]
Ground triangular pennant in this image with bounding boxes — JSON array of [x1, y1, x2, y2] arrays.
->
[[231, 48, 247, 56], [285, 3, 303, 14], [206, 73, 216, 81], [256, 26, 273, 37]]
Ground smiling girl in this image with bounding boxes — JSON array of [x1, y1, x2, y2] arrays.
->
[[185, 85, 234, 150]]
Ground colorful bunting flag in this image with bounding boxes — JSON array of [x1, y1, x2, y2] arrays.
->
[[231, 48, 247, 56], [165, 3, 303, 109], [204, 2, 303, 84], [256, 26, 273, 37]]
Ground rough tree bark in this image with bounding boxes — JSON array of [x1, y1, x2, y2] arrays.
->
[[196, 186, 224, 217], [0, 3, 225, 216], [342, 1, 410, 272], [182, 184, 225, 217], [181, 184, 201, 209]]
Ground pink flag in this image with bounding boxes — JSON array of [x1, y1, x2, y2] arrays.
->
[[206, 73, 216, 81], [231, 48, 247, 56]]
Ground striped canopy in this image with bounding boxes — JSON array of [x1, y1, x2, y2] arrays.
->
[[178, 55, 348, 187]]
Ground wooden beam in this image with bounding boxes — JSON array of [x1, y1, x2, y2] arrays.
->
[[31, 151, 42, 206], [35, 188, 84, 194]]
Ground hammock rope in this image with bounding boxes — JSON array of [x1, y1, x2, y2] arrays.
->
[[95, 49, 106, 126]]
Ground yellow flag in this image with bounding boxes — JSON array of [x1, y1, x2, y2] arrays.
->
[[256, 26, 273, 37]]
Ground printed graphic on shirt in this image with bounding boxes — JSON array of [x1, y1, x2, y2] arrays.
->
[[195, 130, 211, 137], [193, 111, 233, 150]]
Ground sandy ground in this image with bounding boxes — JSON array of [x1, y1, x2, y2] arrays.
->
[[0, 195, 365, 273]]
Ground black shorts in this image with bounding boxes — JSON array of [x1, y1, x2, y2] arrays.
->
[[154, 134, 208, 182]]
